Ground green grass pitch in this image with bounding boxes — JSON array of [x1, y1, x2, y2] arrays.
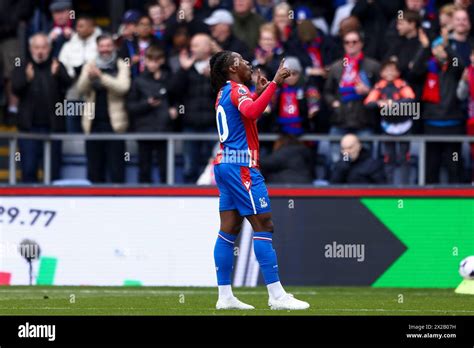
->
[[0, 286, 473, 316]]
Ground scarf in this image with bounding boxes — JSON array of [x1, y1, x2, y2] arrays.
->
[[278, 84, 303, 135], [339, 52, 365, 103], [53, 18, 73, 31], [421, 56, 444, 104], [95, 51, 118, 70], [304, 37, 323, 68]]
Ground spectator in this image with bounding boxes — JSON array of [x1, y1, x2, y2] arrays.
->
[[167, 26, 192, 73], [58, 15, 102, 132], [451, 0, 474, 37], [384, 10, 424, 98], [115, 10, 140, 75], [272, 2, 293, 46], [273, 57, 310, 135], [170, 33, 215, 183], [289, 19, 334, 131], [232, 0, 265, 51], [77, 33, 131, 183], [204, 9, 252, 61], [364, 59, 416, 184], [253, 23, 284, 78], [411, 33, 465, 184], [160, 0, 177, 21], [11, 33, 72, 183], [164, 0, 208, 47], [386, 0, 439, 43], [456, 46, 474, 182], [324, 30, 380, 162], [448, 8, 472, 67], [331, 15, 362, 62], [127, 45, 177, 183], [255, 0, 275, 22], [48, 0, 75, 58], [119, 15, 163, 78], [350, 0, 400, 60], [439, 4, 456, 33], [330, 134, 386, 184], [148, 2, 167, 40], [0, 0, 32, 126], [261, 134, 314, 184]]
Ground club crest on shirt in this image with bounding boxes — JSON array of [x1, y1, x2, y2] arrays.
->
[[238, 87, 247, 95]]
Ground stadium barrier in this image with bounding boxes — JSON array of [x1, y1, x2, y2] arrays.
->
[[1, 132, 474, 186], [0, 186, 473, 287]]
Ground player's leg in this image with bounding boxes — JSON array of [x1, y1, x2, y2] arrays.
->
[[214, 210, 242, 296], [246, 212, 309, 310], [213, 164, 254, 309], [244, 168, 309, 310]]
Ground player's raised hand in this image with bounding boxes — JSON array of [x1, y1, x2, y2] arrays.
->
[[272, 58, 291, 86], [255, 68, 270, 95]]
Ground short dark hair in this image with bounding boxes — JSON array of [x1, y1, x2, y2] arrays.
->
[[138, 15, 152, 24], [381, 57, 400, 72], [400, 10, 421, 28], [145, 45, 165, 60], [76, 14, 95, 23]]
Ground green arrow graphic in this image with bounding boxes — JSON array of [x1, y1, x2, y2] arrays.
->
[[362, 198, 474, 288]]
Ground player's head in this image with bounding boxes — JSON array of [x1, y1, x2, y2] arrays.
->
[[210, 50, 252, 92]]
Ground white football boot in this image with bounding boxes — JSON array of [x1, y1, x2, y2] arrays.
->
[[268, 293, 310, 310], [216, 296, 255, 310]]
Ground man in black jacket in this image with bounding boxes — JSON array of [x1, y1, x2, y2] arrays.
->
[[127, 45, 177, 183], [384, 10, 424, 98], [411, 33, 465, 184], [11, 33, 72, 183], [171, 33, 215, 183], [330, 134, 386, 184]]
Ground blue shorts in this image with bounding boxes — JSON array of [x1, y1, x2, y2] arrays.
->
[[214, 163, 271, 216]]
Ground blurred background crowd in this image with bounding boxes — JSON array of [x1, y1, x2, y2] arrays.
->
[[1, 0, 474, 185]]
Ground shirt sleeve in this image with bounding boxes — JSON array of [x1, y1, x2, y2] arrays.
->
[[230, 83, 254, 110], [230, 81, 277, 120]]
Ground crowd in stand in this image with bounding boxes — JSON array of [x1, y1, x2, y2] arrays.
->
[[1, 0, 474, 185]]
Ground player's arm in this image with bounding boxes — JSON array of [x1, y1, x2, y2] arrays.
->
[[235, 60, 290, 120]]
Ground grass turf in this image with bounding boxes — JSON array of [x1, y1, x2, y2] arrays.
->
[[0, 286, 473, 316]]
